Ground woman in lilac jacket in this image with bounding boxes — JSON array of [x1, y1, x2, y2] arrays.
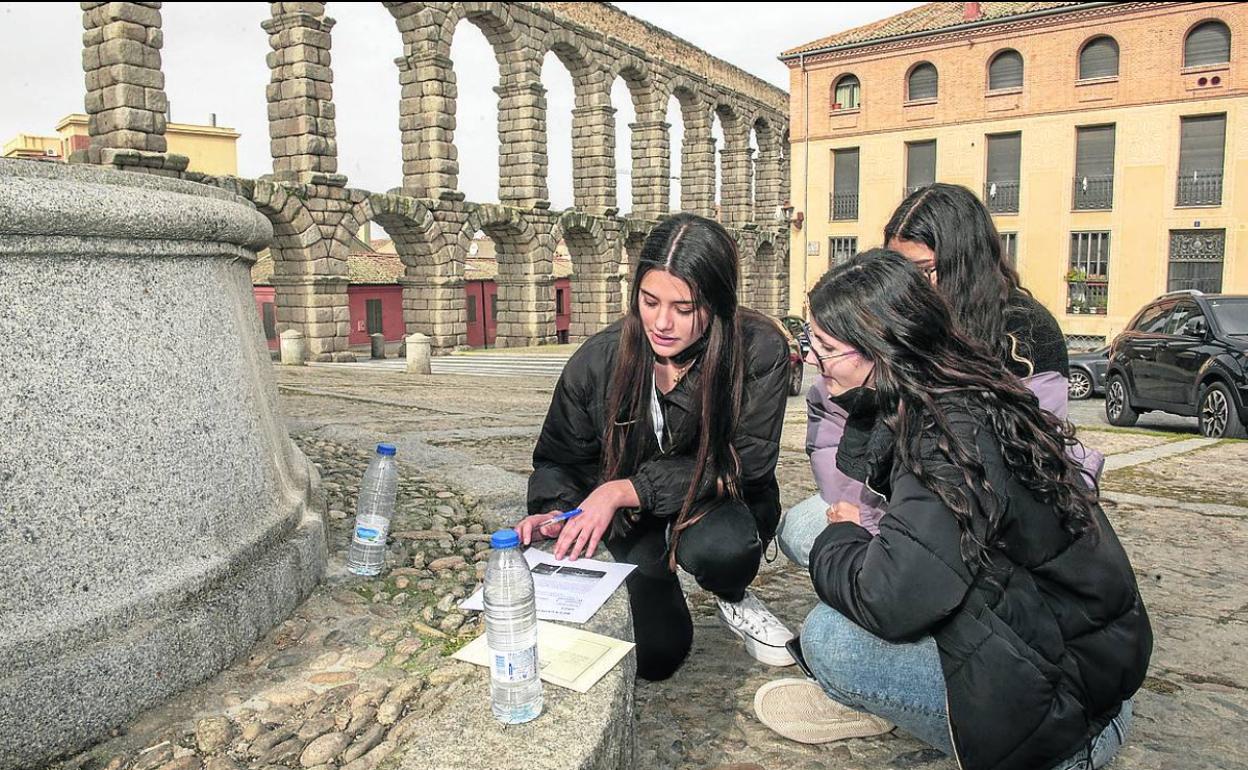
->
[[779, 184, 1102, 565]]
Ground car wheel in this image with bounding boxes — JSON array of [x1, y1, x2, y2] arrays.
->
[[1104, 375, 1139, 427], [788, 362, 804, 396], [1069, 369, 1093, 400], [1198, 382, 1247, 439]]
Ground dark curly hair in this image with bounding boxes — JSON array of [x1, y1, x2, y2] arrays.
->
[[808, 249, 1097, 571]]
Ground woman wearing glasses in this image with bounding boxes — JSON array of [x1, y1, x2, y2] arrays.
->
[[754, 250, 1150, 770], [515, 213, 796, 681], [779, 183, 1098, 568]]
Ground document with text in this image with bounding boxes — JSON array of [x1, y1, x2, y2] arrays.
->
[[459, 547, 635, 624], [453, 620, 635, 693]]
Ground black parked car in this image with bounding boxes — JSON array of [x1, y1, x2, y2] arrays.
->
[[1104, 291, 1248, 438], [1068, 347, 1109, 400]]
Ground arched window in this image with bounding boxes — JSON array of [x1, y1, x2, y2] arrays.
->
[[1079, 36, 1120, 79], [907, 62, 938, 101], [1185, 20, 1231, 67], [988, 49, 1024, 90], [832, 74, 860, 110]]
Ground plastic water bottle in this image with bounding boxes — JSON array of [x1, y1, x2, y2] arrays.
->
[[484, 529, 543, 724], [346, 443, 398, 576]]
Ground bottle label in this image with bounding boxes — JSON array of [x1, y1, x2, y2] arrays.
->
[[353, 515, 389, 544], [490, 645, 539, 684]]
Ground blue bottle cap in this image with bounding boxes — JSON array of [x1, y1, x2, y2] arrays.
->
[[377, 443, 397, 456], [491, 529, 521, 549]]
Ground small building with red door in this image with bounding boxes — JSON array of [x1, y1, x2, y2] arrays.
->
[[462, 233, 573, 348], [252, 233, 573, 350], [251, 236, 406, 352]]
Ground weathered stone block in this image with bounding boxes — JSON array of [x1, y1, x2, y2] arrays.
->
[[105, 62, 163, 89], [101, 82, 147, 110], [97, 37, 149, 67]]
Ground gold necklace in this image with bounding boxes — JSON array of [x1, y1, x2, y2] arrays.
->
[[670, 359, 696, 386]]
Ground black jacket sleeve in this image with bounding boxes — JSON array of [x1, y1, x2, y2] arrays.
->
[[527, 347, 603, 516], [808, 417, 983, 642], [630, 319, 790, 517]]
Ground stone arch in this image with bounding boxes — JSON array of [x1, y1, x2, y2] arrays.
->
[[752, 115, 781, 224], [538, 30, 612, 213], [439, 3, 523, 68], [236, 179, 325, 271], [609, 55, 666, 219], [714, 100, 751, 228], [392, 1, 525, 201], [330, 191, 465, 350], [227, 178, 348, 359], [663, 76, 714, 216], [754, 234, 784, 316], [554, 211, 617, 340], [458, 205, 555, 347]]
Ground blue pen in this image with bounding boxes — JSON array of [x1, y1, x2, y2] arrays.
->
[[540, 507, 583, 527]]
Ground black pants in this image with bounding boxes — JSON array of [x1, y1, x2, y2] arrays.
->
[[604, 498, 770, 682]]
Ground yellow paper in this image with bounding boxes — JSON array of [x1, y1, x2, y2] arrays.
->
[[453, 621, 635, 693]]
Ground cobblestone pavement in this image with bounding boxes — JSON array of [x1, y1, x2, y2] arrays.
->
[[47, 366, 1248, 770]]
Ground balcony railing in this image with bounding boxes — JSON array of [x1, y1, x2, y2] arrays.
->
[[983, 180, 1020, 214], [831, 191, 859, 221], [1072, 175, 1114, 210], [1176, 170, 1223, 206]]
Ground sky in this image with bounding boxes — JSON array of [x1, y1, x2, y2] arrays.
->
[[0, 2, 920, 212]]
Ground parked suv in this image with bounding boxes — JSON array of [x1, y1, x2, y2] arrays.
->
[[1104, 291, 1248, 438]]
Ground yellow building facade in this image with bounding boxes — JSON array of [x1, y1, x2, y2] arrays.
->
[[3, 114, 239, 176], [783, 1, 1247, 346]]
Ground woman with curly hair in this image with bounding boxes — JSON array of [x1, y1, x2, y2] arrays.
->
[[754, 250, 1151, 770]]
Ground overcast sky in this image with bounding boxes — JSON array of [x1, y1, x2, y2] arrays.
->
[[0, 2, 918, 211]]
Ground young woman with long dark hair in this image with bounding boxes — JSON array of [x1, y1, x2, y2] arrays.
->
[[754, 250, 1151, 770], [779, 183, 1100, 564], [516, 213, 795, 681]]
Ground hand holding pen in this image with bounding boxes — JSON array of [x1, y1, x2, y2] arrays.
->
[[515, 507, 582, 546]]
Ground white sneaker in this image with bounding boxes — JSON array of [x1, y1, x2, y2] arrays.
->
[[716, 590, 796, 666], [754, 678, 894, 744]]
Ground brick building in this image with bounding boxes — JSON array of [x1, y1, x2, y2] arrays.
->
[[783, 1, 1246, 347]]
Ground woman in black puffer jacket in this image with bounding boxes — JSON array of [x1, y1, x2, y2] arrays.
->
[[755, 250, 1151, 770]]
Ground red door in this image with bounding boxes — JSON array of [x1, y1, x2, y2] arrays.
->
[[465, 281, 497, 348]]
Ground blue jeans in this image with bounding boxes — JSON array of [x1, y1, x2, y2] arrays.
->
[[777, 493, 828, 569], [801, 604, 1132, 769]]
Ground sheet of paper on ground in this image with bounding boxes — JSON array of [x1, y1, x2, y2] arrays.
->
[[453, 620, 636, 693], [459, 547, 635, 624]]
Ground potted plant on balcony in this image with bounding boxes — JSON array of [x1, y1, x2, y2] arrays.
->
[[1090, 295, 1108, 315]]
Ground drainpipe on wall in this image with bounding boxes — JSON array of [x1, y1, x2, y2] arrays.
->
[[801, 51, 810, 318]]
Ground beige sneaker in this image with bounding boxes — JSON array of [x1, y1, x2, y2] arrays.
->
[[753, 678, 894, 744]]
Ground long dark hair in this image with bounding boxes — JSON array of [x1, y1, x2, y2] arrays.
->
[[808, 249, 1097, 571], [884, 183, 1029, 371], [602, 213, 747, 568]]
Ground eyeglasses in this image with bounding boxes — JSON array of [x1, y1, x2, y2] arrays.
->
[[797, 322, 858, 367]]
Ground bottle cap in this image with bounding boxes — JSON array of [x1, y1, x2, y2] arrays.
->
[[377, 443, 397, 456], [490, 529, 521, 549]]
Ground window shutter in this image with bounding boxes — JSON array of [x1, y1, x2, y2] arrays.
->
[[1076, 125, 1116, 177], [908, 63, 938, 101], [989, 50, 1024, 89], [1079, 37, 1119, 79], [1180, 115, 1226, 174], [907, 141, 936, 188], [1185, 21, 1231, 67], [986, 133, 1021, 182], [834, 148, 860, 195]]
